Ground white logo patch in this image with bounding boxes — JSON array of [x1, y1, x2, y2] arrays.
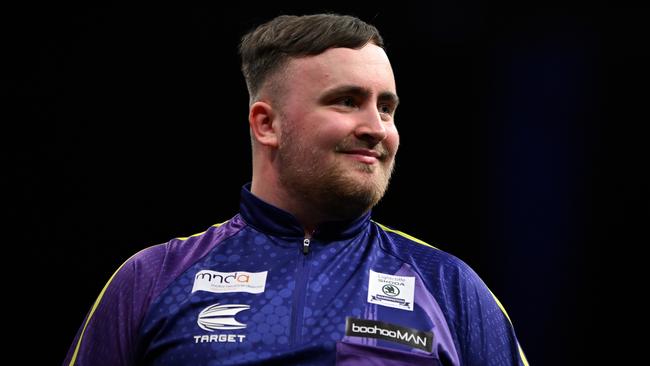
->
[[367, 270, 415, 311], [197, 303, 250, 331], [192, 270, 268, 294]]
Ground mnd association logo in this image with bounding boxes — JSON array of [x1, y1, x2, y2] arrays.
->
[[192, 270, 268, 294]]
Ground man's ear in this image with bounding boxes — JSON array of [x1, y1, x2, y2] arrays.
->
[[249, 101, 279, 148]]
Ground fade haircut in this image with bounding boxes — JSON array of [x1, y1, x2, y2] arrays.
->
[[239, 14, 384, 104]]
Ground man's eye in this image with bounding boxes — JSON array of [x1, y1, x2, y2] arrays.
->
[[379, 104, 394, 115], [337, 97, 356, 107]]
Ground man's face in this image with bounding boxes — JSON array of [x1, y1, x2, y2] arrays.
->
[[275, 43, 400, 219]]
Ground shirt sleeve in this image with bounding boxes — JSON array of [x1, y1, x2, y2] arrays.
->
[[445, 258, 529, 366], [62, 245, 166, 366]]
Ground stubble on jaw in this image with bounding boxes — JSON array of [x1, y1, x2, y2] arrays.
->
[[277, 129, 395, 221]]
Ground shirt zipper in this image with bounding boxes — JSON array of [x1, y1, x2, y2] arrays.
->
[[290, 237, 311, 346]]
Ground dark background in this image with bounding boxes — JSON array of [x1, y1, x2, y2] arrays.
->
[[4, 2, 647, 365]]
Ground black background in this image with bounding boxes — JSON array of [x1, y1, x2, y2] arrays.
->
[[4, 2, 647, 365]]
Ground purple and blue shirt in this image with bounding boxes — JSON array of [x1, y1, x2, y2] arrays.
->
[[64, 184, 528, 365]]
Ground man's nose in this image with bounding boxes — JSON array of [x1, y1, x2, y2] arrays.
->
[[354, 106, 387, 146]]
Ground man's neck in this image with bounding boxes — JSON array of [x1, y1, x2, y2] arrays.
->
[[251, 178, 329, 237]]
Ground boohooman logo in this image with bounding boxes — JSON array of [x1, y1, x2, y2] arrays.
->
[[197, 303, 250, 331], [345, 317, 434, 352]]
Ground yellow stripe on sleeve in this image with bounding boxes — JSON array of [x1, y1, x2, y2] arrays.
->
[[374, 221, 439, 250], [374, 221, 528, 366], [69, 220, 227, 365], [488, 289, 530, 366], [176, 221, 226, 241], [67, 245, 157, 366]]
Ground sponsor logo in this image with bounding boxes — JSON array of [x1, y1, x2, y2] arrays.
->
[[382, 284, 400, 297], [193, 334, 246, 344], [345, 317, 433, 353], [197, 303, 250, 331], [367, 270, 415, 311], [192, 270, 268, 294]]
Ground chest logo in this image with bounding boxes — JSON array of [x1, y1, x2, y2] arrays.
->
[[345, 317, 433, 353], [367, 270, 415, 311], [382, 284, 400, 297], [197, 303, 250, 331], [192, 270, 268, 294]]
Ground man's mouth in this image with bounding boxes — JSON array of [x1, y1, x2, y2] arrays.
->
[[340, 149, 382, 164]]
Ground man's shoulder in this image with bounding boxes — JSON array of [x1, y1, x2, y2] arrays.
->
[[374, 221, 449, 259], [372, 221, 475, 278], [371, 221, 495, 309], [103, 216, 246, 305], [132, 215, 245, 263], [119, 216, 245, 283]]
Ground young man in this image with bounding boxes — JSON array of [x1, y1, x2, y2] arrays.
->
[[64, 14, 528, 366]]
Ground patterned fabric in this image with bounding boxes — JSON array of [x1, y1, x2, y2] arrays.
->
[[64, 184, 527, 366]]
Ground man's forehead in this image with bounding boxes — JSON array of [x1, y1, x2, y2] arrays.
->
[[285, 45, 395, 91], [291, 44, 391, 70]]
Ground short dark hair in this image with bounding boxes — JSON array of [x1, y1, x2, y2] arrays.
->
[[239, 14, 384, 102]]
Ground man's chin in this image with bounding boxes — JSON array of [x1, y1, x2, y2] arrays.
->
[[326, 176, 388, 215], [346, 170, 389, 194]]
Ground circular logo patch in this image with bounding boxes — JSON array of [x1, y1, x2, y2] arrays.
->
[[381, 284, 400, 297]]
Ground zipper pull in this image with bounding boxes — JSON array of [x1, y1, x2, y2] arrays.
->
[[302, 238, 310, 255]]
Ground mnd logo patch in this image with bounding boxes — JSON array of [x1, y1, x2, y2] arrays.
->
[[192, 270, 268, 294], [345, 317, 433, 353]]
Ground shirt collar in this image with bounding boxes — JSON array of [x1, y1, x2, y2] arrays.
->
[[239, 183, 371, 240]]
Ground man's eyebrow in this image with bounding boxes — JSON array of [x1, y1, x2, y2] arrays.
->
[[378, 91, 400, 107], [319, 85, 399, 106]]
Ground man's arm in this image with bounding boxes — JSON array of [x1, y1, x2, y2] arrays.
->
[[63, 245, 165, 366], [447, 259, 529, 366]]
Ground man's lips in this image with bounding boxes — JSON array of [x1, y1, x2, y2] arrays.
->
[[340, 148, 383, 164]]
